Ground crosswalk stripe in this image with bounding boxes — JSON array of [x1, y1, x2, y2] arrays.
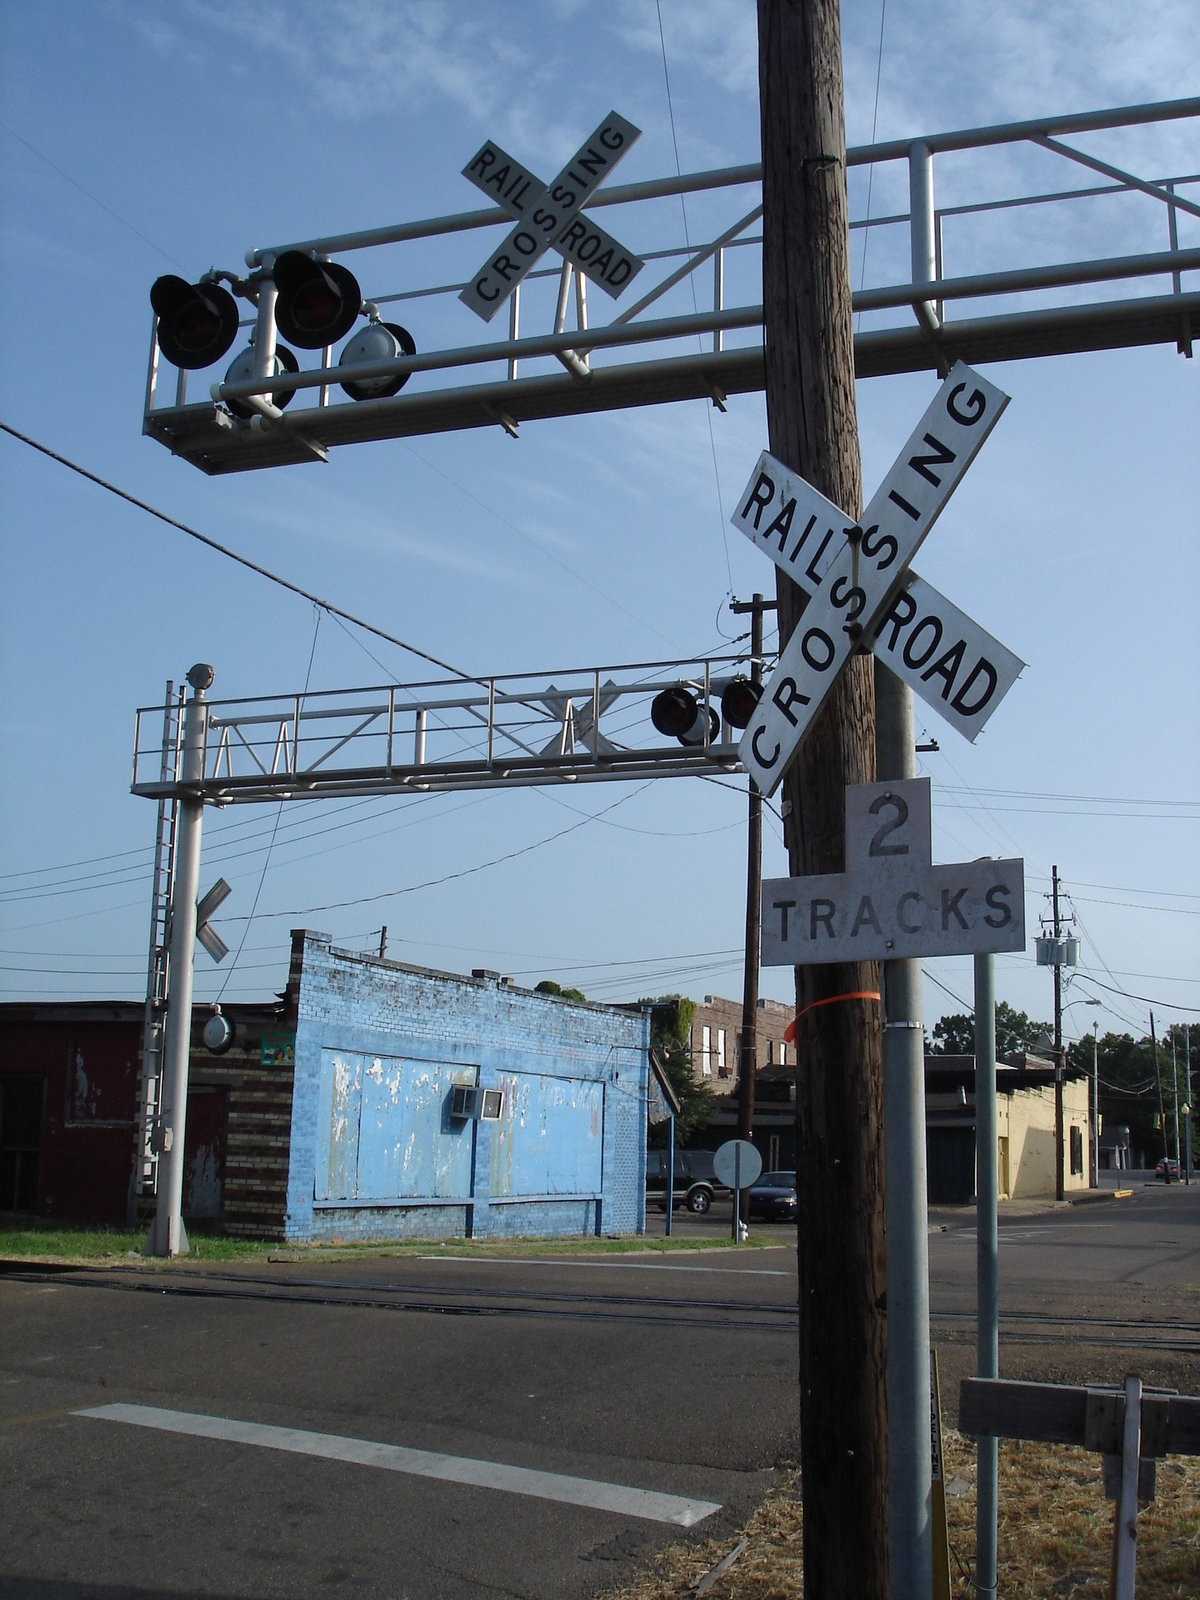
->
[[75, 1402, 722, 1527]]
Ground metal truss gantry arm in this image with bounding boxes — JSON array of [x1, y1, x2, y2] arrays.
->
[[131, 655, 760, 804], [143, 98, 1199, 475]]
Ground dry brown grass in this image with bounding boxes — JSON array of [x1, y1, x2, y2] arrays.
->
[[600, 1432, 1200, 1599]]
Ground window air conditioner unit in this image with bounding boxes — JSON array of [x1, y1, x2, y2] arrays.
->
[[449, 1085, 504, 1121]]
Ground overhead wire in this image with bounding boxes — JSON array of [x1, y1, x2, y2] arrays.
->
[[853, 0, 889, 326], [0, 115, 189, 270], [654, 0, 735, 596], [215, 606, 324, 998], [0, 421, 476, 681], [219, 782, 655, 921], [1068, 973, 1200, 1016]]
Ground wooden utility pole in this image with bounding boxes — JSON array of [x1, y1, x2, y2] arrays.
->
[[757, 2, 889, 1595]]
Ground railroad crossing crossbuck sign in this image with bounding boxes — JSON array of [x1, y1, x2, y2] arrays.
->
[[731, 362, 1024, 796], [460, 111, 645, 321], [761, 777, 1025, 966]]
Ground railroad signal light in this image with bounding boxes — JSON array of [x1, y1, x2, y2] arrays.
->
[[150, 275, 240, 370], [719, 675, 762, 729], [222, 342, 300, 420], [339, 318, 417, 401], [650, 685, 719, 746], [272, 250, 363, 349]]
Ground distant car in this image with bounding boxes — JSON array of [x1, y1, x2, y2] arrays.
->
[[748, 1170, 798, 1221], [645, 1149, 728, 1214], [1156, 1157, 1181, 1182]]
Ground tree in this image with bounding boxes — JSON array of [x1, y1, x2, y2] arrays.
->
[[640, 996, 713, 1146], [929, 1002, 1051, 1058], [534, 978, 587, 1003], [1068, 1029, 1173, 1165]]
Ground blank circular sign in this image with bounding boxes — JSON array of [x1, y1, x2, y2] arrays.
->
[[712, 1138, 762, 1190]]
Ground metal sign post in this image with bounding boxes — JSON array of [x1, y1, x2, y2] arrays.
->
[[761, 776, 1025, 1600], [973, 951, 1000, 1600], [144, 666, 215, 1259], [713, 1138, 762, 1243]]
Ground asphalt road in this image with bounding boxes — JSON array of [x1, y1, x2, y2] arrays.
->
[[1, 1245, 800, 1600], [2, 1178, 1196, 1599]]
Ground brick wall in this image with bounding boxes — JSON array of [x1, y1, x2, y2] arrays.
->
[[285, 930, 649, 1244], [688, 993, 795, 1086]]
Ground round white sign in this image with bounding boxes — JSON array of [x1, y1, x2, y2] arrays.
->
[[712, 1138, 762, 1190]]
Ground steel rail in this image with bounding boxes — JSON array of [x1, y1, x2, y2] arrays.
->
[[243, 97, 1200, 263]]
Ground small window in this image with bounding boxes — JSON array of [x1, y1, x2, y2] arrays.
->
[[1069, 1125, 1083, 1176], [700, 1026, 712, 1076], [716, 1029, 727, 1077]]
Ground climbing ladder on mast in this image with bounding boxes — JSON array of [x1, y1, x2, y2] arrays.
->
[[131, 684, 183, 1222]]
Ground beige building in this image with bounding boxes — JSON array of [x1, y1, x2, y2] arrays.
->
[[922, 1053, 1092, 1202], [681, 998, 1093, 1203]]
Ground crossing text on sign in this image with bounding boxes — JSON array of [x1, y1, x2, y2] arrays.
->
[[730, 445, 1023, 744], [460, 113, 643, 320], [734, 363, 1010, 794]]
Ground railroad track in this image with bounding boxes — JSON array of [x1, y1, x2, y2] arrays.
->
[[6, 1262, 1199, 1353]]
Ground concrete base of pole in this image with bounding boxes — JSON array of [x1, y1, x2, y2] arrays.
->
[[144, 1209, 189, 1258]]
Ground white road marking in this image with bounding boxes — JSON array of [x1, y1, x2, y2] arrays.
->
[[417, 1256, 790, 1275], [75, 1403, 721, 1527], [942, 1223, 1116, 1242]]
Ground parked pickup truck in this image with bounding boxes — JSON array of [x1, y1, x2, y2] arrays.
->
[[645, 1149, 728, 1214]]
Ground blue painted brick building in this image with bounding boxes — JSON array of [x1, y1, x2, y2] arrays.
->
[[284, 931, 649, 1243]]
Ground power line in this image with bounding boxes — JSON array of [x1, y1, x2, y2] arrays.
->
[[1073, 974, 1200, 1015], [654, 0, 735, 600], [0, 421, 476, 681], [220, 784, 653, 920], [0, 116, 188, 269]]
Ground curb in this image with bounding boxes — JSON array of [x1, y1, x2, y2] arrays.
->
[[1069, 1188, 1133, 1204]]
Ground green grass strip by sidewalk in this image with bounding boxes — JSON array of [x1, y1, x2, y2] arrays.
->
[[1, 1222, 778, 1266]]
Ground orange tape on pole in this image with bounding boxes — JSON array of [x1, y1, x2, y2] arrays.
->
[[783, 991, 881, 1044]]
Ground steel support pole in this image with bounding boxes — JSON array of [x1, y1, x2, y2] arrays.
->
[[1052, 866, 1065, 1201], [733, 594, 769, 1224], [1091, 1023, 1100, 1189], [145, 669, 211, 1258], [876, 664, 933, 1600], [973, 951, 999, 1600], [664, 1111, 674, 1238]]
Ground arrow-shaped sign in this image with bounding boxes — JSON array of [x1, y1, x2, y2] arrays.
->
[[195, 877, 231, 964]]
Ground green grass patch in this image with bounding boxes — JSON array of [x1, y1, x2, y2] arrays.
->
[[0, 1221, 281, 1264], [0, 1219, 782, 1266]]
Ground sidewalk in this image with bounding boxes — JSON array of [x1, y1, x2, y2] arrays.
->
[[927, 1183, 1136, 1232]]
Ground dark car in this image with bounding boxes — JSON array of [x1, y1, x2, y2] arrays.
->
[[748, 1170, 798, 1221], [1156, 1156, 1181, 1182], [645, 1149, 728, 1214]]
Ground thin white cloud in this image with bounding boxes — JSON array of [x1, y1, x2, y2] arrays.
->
[[229, 482, 540, 587]]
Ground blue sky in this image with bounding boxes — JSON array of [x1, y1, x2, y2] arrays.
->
[[1, 0, 1196, 1051]]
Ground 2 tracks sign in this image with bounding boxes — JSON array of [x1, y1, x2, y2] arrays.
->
[[761, 777, 1025, 967]]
